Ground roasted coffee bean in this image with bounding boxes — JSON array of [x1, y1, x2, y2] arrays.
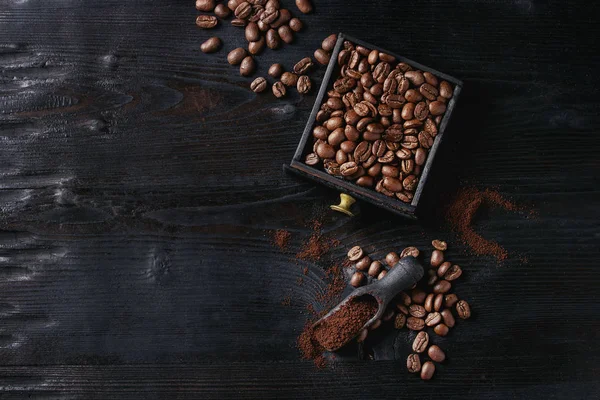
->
[[409, 304, 427, 318], [324, 161, 340, 176], [278, 25, 294, 44], [348, 50, 360, 69], [397, 304, 409, 315], [196, 15, 219, 29], [325, 117, 344, 131], [266, 29, 281, 49], [268, 63, 284, 78], [456, 300, 471, 319], [196, 0, 216, 12], [316, 110, 330, 123], [340, 161, 359, 177], [257, 19, 269, 31], [293, 57, 313, 75], [367, 162, 382, 177], [234, 1, 252, 18], [353, 102, 371, 117], [414, 147, 426, 166], [368, 260, 383, 277], [214, 3, 232, 17], [404, 89, 423, 103], [280, 72, 298, 87], [314, 48, 331, 65], [362, 154, 377, 169], [240, 56, 256, 76], [378, 269, 388, 279], [246, 35, 266, 54], [401, 159, 414, 174], [403, 120, 423, 131], [334, 77, 355, 93], [384, 251, 399, 267], [386, 94, 406, 108], [425, 311, 442, 326], [435, 115, 443, 125], [395, 148, 412, 160], [424, 293, 434, 312], [355, 255, 371, 271], [394, 313, 406, 329], [376, 180, 395, 197], [335, 149, 347, 164], [401, 103, 416, 120], [405, 70, 425, 86], [397, 75, 410, 95], [414, 101, 429, 120], [358, 58, 370, 73], [316, 141, 335, 158], [322, 34, 338, 52], [434, 323, 449, 336], [305, 153, 320, 166], [376, 104, 392, 119], [445, 294, 459, 308], [427, 269, 438, 285], [350, 271, 365, 287], [360, 71, 375, 87], [399, 292, 412, 306], [340, 140, 357, 153], [382, 176, 403, 192], [412, 331, 429, 353], [407, 354, 422, 373], [424, 118, 438, 136], [356, 175, 374, 187], [328, 128, 345, 146], [200, 37, 222, 53], [437, 261, 451, 277], [228, 0, 242, 10], [369, 140, 387, 158], [313, 126, 328, 140], [245, 22, 260, 42], [370, 83, 384, 96], [433, 280, 451, 294], [345, 124, 360, 140], [366, 49, 378, 65], [373, 62, 391, 83], [418, 131, 434, 149], [289, 17, 303, 31], [403, 175, 418, 191], [337, 49, 350, 66], [429, 100, 447, 116], [440, 309, 455, 328], [325, 97, 342, 110], [261, 8, 279, 24], [420, 83, 439, 100], [411, 288, 427, 304], [378, 52, 395, 63], [444, 264, 462, 281], [265, 0, 279, 10], [401, 246, 420, 258], [249, 6, 264, 23], [295, 0, 313, 13], [354, 141, 371, 163], [439, 80, 454, 98], [355, 45, 370, 56], [381, 165, 400, 178], [357, 117, 374, 132], [407, 317, 425, 331], [297, 75, 312, 94], [250, 77, 267, 93], [347, 246, 364, 261], [423, 71, 439, 86], [430, 250, 444, 267], [312, 139, 324, 153], [428, 345, 445, 362], [432, 240, 447, 251]]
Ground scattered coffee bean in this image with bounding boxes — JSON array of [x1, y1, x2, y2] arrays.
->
[[425, 311, 442, 326], [239, 56, 256, 76], [350, 271, 365, 287], [289, 17, 303, 31], [412, 331, 429, 353], [432, 240, 447, 251], [278, 25, 294, 44], [214, 3, 231, 18], [444, 294, 459, 308], [424, 293, 434, 312], [433, 280, 451, 294], [444, 264, 463, 281], [196, 0, 215, 12], [248, 36, 266, 54], [420, 361, 435, 380], [407, 317, 425, 331], [439, 81, 454, 98], [399, 292, 412, 306], [430, 249, 444, 267], [266, 29, 281, 49], [427, 269, 438, 285], [401, 246, 420, 258], [367, 260, 382, 277], [295, 0, 313, 14], [410, 288, 426, 305], [268, 63, 284, 78], [385, 252, 400, 267], [250, 77, 268, 93], [456, 300, 471, 319], [440, 309, 455, 328], [227, 0, 241, 11], [272, 81, 286, 98], [434, 323, 449, 336], [322, 34, 338, 52], [281, 72, 298, 87], [231, 18, 247, 27], [409, 304, 427, 318], [293, 57, 314, 74], [305, 153, 319, 166], [407, 353, 421, 373], [297, 75, 312, 94], [235, 1, 252, 19], [314, 48, 331, 65], [437, 261, 451, 277], [394, 313, 406, 329], [196, 15, 218, 29], [347, 246, 363, 261], [434, 293, 443, 311], [200, 37, 222, 53], [355, 255, 371, 271], [428, 345, 446, 362]]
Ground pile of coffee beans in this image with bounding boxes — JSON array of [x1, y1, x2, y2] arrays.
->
[[305, 39, 455, 203], [345, 239, 471, 380], [196, 0, 323, 96]]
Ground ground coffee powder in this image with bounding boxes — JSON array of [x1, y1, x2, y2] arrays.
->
[[273, 229, 291, 250]]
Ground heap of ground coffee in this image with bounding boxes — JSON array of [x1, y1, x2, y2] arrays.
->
[[313, 295, 378, 350]]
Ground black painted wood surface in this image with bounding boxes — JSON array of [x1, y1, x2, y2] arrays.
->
[[0, 1, 598, 399]]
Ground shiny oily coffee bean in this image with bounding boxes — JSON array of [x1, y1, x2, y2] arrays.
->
[[418, 131, 434, 149], [405, 70, 425, 86], [379, 52, 395, 63], [340, 161, 359, 177], [425, 311, 442, 326], [444, 264, 462, 281], [314, 48, 331, 65], [240, 56, 256, 76], [350, 271, 365, 287], [358, 58, 370, 73], [200, 37, 222, 53], [356, 175, 374, 187], [289, 17, 303, 31], [411, 288, 427, 304], [325, 117, 344, 131], [433, 280, 451, 294], [456, 300, 471, 319], [424, 118, 438, 136], [430, 250, 444, 267], [280, 72, 298, 87], [354, 141, 371, 163], [406, 317, 425, 331], [420, 361, 435, 380], [340, 141, 357, 153], [401, 159, 414, 175], [440, 309, 455, 328], [428, 345, 445, 362], [434, 294, 443, 311], [383, 176, 403, 192], [227, 0, 241, 11], [245, 22, 260, 42], [196, 0, 216, 12], [295, 0, 313, 14], [414, 101, 429, 120], [407, 354, 421, 373], [434, 323, 449, 336], [328, 128, 345, 146], [293, 57, 313, 74], [403, 175, 418, 191], [362, 154, 377, 169], [424, 293, 434, 312], [385, 251, 400, 267], [312, 126, 328, 140], [401, 246, 420, 258], [445, 294, 459, 308], [304, 153, 319, 166], [429, 100, 447, 116], [278, 25, 294, 44], [404, 89, 423, 103], [261, 8, 279, 24], [268, 63, 284, 78], [196, 15, 218, 29], [414, 148, 427, 166], [355, 255, 371, 271], [427, 269, 438, 285], [412, 331, 429, 353], [420, 83, 438, 100], [266, 29, 281, 49], [347, 246, 364, 261], [440, 81, 454, 98], [214, 3, 231, 18], [250, 77, 267, 93], [394, 313, 406, 329], [335, 150, 347, 164], [297, 75, 311, 94], [401, 103, 415, 120], [423, 71, 438, 86], [333, 77, 355, 93], [368, 260, 383, 277], [399, 292, 412, 306], [235, 1, 252, 18], [409, 304, 427, 318], [395, 148, 412, 160], [248, 36, 266, 55], [316, 142, 334, 158], [322, 34, 338, 52], [367, 163, 382, 177], [382, 165, 399, 178], [432, 239, 447, 251]]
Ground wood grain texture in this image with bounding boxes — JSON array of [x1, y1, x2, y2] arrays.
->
[[1, 0, 599, 399]]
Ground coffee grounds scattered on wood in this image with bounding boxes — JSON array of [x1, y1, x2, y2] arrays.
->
[[273, 229, 291, 250], [316, 264, 346, 309], [298, 322, 327, 369], [295, 219, 340, 261], [446, 187, 521, 261], [313, 295, 378, 351]]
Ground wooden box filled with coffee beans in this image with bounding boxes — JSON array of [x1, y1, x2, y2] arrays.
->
[[287, 33, 462, 219]]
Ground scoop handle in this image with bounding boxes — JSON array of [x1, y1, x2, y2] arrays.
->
[[370, 256, 424, 305]]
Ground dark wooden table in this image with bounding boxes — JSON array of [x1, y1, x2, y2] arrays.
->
[[1, 1, 598, 399]]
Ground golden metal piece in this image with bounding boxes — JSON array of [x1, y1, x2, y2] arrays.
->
[[330, 193, 357, 217]]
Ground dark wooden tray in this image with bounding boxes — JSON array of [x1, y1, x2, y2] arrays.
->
[[285, 33, 463, 219]]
